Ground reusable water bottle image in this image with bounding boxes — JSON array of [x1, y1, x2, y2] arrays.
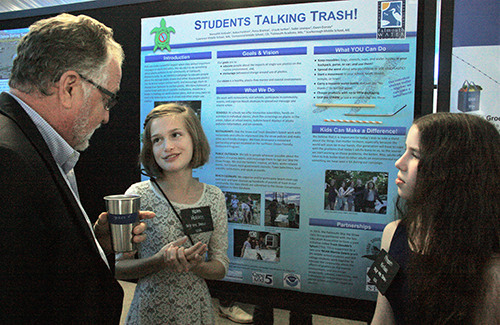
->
[[104, 194, 141, 253]]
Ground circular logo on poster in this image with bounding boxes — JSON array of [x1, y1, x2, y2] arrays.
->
[[283, 273, 300, 288], [363, 237, 382, 261]]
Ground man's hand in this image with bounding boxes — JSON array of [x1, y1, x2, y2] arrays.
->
[[94, 211, 155, 255]]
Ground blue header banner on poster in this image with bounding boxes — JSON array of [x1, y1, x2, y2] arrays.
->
[[217, 47, 308, 58], [140, 0, 418, 302], [217, 85, 307, 94], [314, 43, 410, 54], [309, 218, 387, 232], [453, 0, 500, 47], [145, 52, 212, 62], [312, 125, 406, 135]]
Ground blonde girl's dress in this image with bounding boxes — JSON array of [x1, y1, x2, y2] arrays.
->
[[123, 180, 229, 325]]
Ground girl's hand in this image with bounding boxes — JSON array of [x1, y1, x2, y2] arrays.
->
[[162, 238, 208, 273]]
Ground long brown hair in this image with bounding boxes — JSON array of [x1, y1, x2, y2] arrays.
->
[[399, 112, 500, 324]]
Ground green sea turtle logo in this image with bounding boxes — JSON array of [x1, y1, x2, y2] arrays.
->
[[150, 18, 176, 52]]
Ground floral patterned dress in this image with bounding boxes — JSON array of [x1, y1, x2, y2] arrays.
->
[[123, 180, 229, 325]]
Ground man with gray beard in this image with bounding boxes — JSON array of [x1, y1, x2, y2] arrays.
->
[[0, 13, 152, 324]]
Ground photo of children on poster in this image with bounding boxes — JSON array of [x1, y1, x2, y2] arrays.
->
[[224, 192, 260, 225], [265, 192, 301, 228], [324, 170, 388, 214]]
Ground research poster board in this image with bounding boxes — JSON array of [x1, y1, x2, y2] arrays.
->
[[141, 0, 417, 301], [449, 0, 500, 127], [0, 27, 29, 92]]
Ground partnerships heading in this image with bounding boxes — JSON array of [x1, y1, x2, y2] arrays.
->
[[194, 9, 358, 30]]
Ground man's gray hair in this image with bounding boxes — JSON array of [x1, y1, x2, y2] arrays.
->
[[9, 13, 124, 96]]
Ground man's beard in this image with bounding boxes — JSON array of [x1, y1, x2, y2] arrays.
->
[[73, 126, 98, 151], [72, 100, 100, 151]]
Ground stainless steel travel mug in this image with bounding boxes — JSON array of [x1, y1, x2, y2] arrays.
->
[[104, 194, 141, 253]]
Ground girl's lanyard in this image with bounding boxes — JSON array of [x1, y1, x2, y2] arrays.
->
[[151, 177, 195, 245]]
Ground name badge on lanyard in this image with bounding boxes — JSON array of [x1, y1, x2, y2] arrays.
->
[[180, 206, 214, 235], [367, 249, 400, 295]]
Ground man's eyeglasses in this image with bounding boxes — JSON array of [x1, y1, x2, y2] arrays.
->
[[78, 73, 119, 111]]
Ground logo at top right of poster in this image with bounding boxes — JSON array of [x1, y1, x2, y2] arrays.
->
[[377, 0, 406, 40]]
